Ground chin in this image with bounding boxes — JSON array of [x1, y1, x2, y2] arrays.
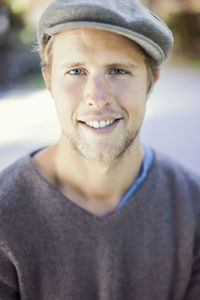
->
[[83, 151, 121, 163], [76, 140, 135, 164], [64, 127, 139, 163]]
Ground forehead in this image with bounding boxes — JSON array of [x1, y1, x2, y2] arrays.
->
[[51, 28, 146, 63]]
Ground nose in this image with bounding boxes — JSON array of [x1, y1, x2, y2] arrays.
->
[[84, 74, 112, 109]]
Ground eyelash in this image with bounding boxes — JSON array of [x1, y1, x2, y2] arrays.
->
[[67, 68, 128, 76], [68, 69, 85, 75], [110, 69, 127, 75]]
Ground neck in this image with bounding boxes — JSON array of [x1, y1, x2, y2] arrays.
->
[[49, 135, 145, 215]]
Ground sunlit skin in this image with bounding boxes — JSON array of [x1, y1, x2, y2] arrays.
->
[[35, 28, 159, 216]]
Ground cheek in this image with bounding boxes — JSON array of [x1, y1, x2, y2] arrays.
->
[[51, 94, 72, 129], [52, 75, 81, 99], [51, 76, 83, 116], [112, 79, 147, 112]]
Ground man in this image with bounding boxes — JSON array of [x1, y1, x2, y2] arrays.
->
[[0, 0, 200, 299]]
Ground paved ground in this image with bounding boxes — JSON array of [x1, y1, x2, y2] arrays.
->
[[0, 66, 200, 175]]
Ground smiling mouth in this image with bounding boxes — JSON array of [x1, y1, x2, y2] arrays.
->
[[84, 119, 116, 129], [79, 118, 121, 131]]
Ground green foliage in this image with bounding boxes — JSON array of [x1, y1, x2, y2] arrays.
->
[[5, 0, 30, 14], [168, 12, 200, 58], [16, 73, 45, 90]]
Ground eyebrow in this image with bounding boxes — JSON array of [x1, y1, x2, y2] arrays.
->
[[60, 62, 139, 69], [60, 62, 85, 69], [105, 63, 139, 69]]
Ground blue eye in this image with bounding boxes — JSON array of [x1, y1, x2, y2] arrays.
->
[[69, 69, 84, 75], [111, 69, 126, 75]]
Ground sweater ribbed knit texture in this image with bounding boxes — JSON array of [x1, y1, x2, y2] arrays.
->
[[0, 151, 200, 300]]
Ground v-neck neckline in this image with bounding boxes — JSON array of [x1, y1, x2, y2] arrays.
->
[[26, 150, 155, 223]]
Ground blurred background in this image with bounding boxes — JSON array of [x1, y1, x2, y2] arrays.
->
[[0, 0, 200, 174]]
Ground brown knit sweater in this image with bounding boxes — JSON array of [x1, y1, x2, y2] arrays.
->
[[0, 151, 200, 300]]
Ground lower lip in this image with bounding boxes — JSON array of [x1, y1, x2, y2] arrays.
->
[[79, 119, 121, 134]]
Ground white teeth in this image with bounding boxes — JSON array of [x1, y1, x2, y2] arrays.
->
[[85, 120, 115, 128], [93, 121, 99, 129], [100, 120, 106, 128]]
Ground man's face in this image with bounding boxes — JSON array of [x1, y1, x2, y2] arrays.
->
[[49, 28, 151, 163]]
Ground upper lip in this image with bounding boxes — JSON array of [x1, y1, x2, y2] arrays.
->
[[78, 117, 122, 123]]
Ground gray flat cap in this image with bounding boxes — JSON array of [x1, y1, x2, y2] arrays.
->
[[37, 0, 174, 65]]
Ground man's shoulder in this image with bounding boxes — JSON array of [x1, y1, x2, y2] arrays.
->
[[153, 150, 200, 186], [0, 156, 29, 188], [0, 155, 35, 207], [0, 156, 35, 235], [151, 150, 200, 206]]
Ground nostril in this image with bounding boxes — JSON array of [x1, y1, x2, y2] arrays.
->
[[85, 93, 112, 108], [85, 96, 95, 106]]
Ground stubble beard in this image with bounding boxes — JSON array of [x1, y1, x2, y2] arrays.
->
[[63, 125, 141, 166]]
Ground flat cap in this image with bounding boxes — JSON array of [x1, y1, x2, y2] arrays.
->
[[37, 0, 174, 65]]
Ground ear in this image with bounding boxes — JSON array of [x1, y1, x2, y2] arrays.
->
[[146, 70, 160, 99], [42, 70, 51, 90]]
